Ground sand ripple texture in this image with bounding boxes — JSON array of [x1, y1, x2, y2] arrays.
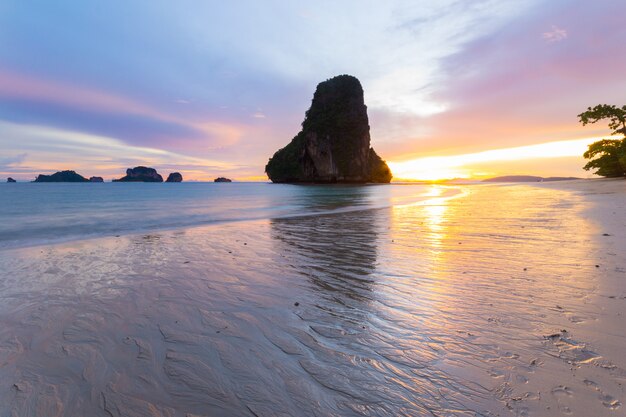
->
[[0, 180, 624, 416]]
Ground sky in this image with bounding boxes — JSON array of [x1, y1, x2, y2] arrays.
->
[[1, 0, 625, 181]]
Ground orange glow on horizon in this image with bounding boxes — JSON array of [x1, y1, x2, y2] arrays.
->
[[387, 136, 622, 181]]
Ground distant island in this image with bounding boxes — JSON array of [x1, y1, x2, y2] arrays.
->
[[214, 177, 232, 182], [166, 172, 183, 182], [482, 175, 581, 183], [114, 166, 163, 182], [7, 177, 16, 183], [112, 167, 183, 182], [34, 170, 89, 182], [265, 75, 392, 183]]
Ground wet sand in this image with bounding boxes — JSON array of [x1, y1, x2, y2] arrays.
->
[[0, 179, 624, 416]]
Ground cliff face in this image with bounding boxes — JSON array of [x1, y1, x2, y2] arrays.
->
[[265, 75, 392, 183]]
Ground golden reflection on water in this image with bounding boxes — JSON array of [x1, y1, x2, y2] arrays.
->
[[383, 183, 600, 331], [391, 185, 461, 255], [417, 187, 450, 250]]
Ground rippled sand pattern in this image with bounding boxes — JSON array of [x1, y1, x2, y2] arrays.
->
[[0, 182, 624, 416]]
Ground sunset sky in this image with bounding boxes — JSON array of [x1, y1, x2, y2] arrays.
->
[[1, 0, 625, 181]]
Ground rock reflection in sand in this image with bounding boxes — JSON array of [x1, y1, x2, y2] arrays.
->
[[0, 182, 624, 416]]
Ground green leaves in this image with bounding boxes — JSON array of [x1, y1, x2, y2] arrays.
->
[[577, 104, 626, 136], [583, 153, 624, 177], [579, 105, 626, 177], [265, 132, 307, 182], [583, 139, 623, 159], [368, 148, 392, 183]]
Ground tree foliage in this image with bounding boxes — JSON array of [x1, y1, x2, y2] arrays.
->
[[265, 132, 307, 182], [578, 104, 626, 136], [578, 104, 626, 177], [368, 148, 392, 183], [582, 139, 626, 177]]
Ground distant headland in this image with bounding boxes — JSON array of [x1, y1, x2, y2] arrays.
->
[[265, 75, 392, 184], [482, 175, 581, 183]]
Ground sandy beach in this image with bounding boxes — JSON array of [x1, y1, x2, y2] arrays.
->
[[0, 179, 624, 416]]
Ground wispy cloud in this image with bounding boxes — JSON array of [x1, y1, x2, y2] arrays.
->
[[542, 25, 567, 42], [0, 69, 244, 150], [0, 153, 27, 167], [0, 121, 240, 180], [373, 0, 626, 166]]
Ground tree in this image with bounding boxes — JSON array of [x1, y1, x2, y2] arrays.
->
[[578, 104, 626, 177], [582, 139, 626, 177]]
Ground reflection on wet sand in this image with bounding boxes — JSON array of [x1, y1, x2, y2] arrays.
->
[[0, 183, 624, 416], [271, 208, 380, 303], [269, 204, 497, 415]]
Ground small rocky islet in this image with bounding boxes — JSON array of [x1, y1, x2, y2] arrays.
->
[[31, 171, 105, 183], [34, 170, 90, 182], [166, 172, 183, 183], [113, 166, 164, 182]]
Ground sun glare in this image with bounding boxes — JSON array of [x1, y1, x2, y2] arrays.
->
[[387, 137, 617, 181]]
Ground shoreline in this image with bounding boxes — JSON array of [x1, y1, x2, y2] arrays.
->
[[2, 178, 616, 252], [0, 184, 463, 252]]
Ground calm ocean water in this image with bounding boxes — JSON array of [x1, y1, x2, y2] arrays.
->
[[0, 182, 441, 249]]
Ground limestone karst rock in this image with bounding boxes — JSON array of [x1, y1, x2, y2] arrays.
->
[[265, 75, 391, 183]]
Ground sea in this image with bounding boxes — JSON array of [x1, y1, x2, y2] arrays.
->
[[0, 182, 446, 250]]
